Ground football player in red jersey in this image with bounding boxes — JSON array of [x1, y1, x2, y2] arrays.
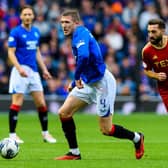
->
[[142, 18, 168, 111]]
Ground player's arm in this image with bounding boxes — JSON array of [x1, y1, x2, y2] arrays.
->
[[67, 81, 75, 92], [8, 47, 28, 77], [75, 43, 89, 80], [36, 47, 52, 79], [74, 33, 89, 89], [144, 69, 167, 81], [142, 49, 167, 81]]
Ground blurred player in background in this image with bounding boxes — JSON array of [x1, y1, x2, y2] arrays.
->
[[142, 19, 168, 112], [7, 5, 56, 144], [54, 9, 144, 160]]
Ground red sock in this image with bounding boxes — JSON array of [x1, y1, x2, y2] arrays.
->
[[109, 124, 115, 135], [9, 104, 21, 133]]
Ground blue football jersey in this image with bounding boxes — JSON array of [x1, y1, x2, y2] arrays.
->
[[8, 25, 40, 72], [72, 25, 106, 84]]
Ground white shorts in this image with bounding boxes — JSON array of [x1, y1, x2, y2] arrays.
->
[[69, 69, 116, 117], [9, 65, 43, 94]]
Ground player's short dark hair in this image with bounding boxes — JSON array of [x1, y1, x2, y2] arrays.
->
[[148, 19, 166, 29], [19, 5, 35, 15], [61, 9, 81, 22]]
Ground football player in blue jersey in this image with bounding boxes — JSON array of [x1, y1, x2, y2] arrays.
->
[[8, 5, 56, 144], [54, 9, 144, 160]]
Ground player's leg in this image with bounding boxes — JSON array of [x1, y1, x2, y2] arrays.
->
[[99, 115, 137, 139], [9, 93, 24, 144], [31, 91, 56, 143], [8, 67, 26, 144], [55, 95, 87, 160], [159, 94, 168, 112], [97, 69, 144, 159], [99, 115, 144, 159]]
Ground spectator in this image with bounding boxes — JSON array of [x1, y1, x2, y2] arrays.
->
[[139, 1, 159, 39], [33, 13, 50, 43], [4, 7, 20, 30], [122, 0, 141, 28], [0, 59, 8, 93], [0, 0, 164, 101], [80, 0, 97, 32], [33, 0, 48, 16]]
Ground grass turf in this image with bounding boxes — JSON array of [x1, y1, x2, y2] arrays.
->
[[0, 112, 168, 168]]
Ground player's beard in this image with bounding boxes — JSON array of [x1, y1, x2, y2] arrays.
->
[[150, 35, 163, 46], [23, 18, 33, 27]]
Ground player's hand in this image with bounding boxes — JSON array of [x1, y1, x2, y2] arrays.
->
[[43, 70, 52, 80], [75, 79, 84, 89], [67, 83, 73, 92], [157, 72, 167, 81], [18, 67, 28, 77]]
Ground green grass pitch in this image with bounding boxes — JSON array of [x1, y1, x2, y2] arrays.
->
[[0, 112, 168, 168]]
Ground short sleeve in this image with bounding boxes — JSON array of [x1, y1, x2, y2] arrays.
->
[[8, 29, 17, 48], [142, 49, 152, 70]]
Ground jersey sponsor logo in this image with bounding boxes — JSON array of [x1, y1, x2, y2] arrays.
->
[[26, 41, 37, 50], [8, 36, 14, 42], [154, 59, 168, 68], [76, 40, 85, 48]]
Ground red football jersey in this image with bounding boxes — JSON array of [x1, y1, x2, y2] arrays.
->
[[142, 37, 168, 91]]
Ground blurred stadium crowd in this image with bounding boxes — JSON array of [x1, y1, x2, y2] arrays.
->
[[0, 0, 167, 101]]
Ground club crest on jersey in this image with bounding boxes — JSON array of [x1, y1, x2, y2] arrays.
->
[[34, 32, 39, 38], [153, 55, 158, 60]]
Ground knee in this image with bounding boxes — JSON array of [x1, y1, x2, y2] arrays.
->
[[58, 109, 64, 118], [100, 127, 111, 136], [58, 108, 72, 119]]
